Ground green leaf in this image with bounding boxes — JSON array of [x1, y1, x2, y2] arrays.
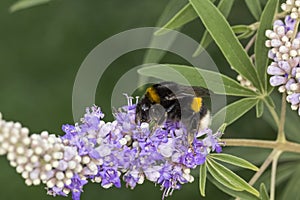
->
[[254, 162, 296, 190], [245, 0, 262, 20], [237, 30, 255, 39], [212, 97, 258, 129], [232, 25, 252, 34], [199, 162, 207, 196], [193, 0, 234, 56], [224, 148, 271, 168], [207, 157, 260, 196], [155, 0, 218, 35], [10, 0, 50, 12], [281, 165, 300, 199], [138, 64, 258, 97], [256, 99, 264, 118], [260, 183, 270, 200], [143, 0, 188, 64], [255, 0, 279, 91], [265, 95, 275, 108], [208, 176, 261, 200], [206, 159, 243, 191], [190, 0, 262, 91], [218, 123, 227, 133], [155, 3, 197, 35], [210, 153, 259, 171]]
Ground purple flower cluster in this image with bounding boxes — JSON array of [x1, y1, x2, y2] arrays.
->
[[0, 97, 223, 200], [266, 10, 300, 115], [60, 96, 223, 199]]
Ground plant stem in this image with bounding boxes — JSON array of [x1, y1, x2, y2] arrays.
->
[[270, 150, 282, 200], [275, 11, 288, 19], [249, 149, 277, 186], [277, 93, 286, 142], [291, 19, 300, 40], [264, 98, 280, 127], [222, 139, 300, 153], [245, 34, 256, 52]]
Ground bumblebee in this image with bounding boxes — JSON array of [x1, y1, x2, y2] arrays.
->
[[135, 81, 211, 140]]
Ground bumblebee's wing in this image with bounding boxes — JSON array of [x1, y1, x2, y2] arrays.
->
[[192, 86, 210, 97], [158, 81, 210, 98]]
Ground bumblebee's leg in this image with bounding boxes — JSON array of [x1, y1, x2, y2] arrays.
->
[[187, 114, 200, 146]]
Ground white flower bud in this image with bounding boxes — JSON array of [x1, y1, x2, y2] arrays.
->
[[25, 179, 33, 186], [265, 40, 271, 47], [265, 30, 273, 37], [94, 176, 102, 183], [290, 49, 298, 57], [56, 180, 65, 189], [68, 160, 77, 169], [63, 188, 71, 195], [32, 179, 41, 185], [55, 171, 65, 180], [46, 179, 56, 188], [51, 160, 59, 168], [119, 138, 127, 145], [65, 170, 73, 179], [291, 12, 298, 19]]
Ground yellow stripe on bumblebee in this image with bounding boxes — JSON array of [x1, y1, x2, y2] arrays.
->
[[191, 97, 202, 112], [146, 87, 161, 103]]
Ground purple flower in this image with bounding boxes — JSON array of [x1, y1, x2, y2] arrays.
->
[[285, 15, 297, 31], [99, 167, 121, 188], [56, 95, 223, 199], [67, 174, 88, 200]]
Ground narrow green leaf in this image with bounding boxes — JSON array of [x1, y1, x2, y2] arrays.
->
[[237, 30, 255, 39], [143, 0, 188, 64], [207, 158, 260, 196], [224, 148, 270, 168], [245, 0, 262, 20], [154, 0, 189, 27], [208, 176, 261, 200], [210, 153, 259, 171], [193, 0, 235, 56], [218, 123, 227, 133], [260, 183, 270, 200], [10, 0, 50, 12], [199, 162, 207, 196], [265, 95, 275, 108], [212, 98, 258, 129], [256, 100, 264, 118], [138, 64, 258, 96], [255, 0, 279, 91], [232, 25, 252, 34], [190, 0, 262, 90], [156, 0, 218, 35], [155, 4, 197, 35], [206, 159, 243, 191]]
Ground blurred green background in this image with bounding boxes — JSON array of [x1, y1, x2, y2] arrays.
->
[[0, 0, 289, 199]]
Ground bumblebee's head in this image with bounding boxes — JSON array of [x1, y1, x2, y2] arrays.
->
[[135, 86, 167, 124], [135, 96, 151, 123]]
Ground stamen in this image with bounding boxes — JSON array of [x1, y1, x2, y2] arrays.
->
[[135, 96, 139, 104], [123, 93, 130, 106], [129, 96, 133, 106]]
